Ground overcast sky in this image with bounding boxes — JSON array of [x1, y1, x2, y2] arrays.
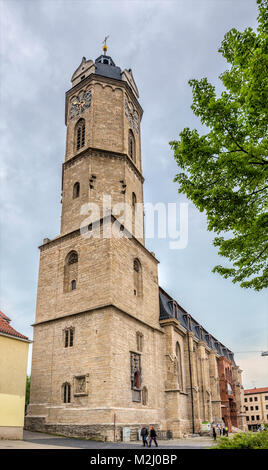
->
[[0, 0, 267, 388]]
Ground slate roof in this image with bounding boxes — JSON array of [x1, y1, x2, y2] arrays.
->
[[0, 311, 29, 341], [159, 287, 235, 364], [95, 55, 122, 81]]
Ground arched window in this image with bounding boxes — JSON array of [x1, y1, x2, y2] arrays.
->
[[76, 119, 85, 151], [142, 386, 148, 405], [176, 342, 183, 390], [63, 383, 71, 403], [134, 258, 141, 272], [73, 182, 80, 199], [133, 258, 142, 298], [128, 129, 136, 162], [64, 251, 78, 292]]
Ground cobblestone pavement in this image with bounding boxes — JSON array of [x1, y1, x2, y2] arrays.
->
[[0, 430, 216, 450]]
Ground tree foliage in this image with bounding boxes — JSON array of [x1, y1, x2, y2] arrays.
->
[[170, 0, 268, 290], [25, 375, 30, 407]]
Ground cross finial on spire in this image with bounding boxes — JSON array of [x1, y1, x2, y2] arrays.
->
[[102, 35, 109, 55]]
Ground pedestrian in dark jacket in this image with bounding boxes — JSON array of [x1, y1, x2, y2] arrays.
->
[[212, 426, 217, 441], [140, 426, 148, 446], [149, 426, 158, 447]]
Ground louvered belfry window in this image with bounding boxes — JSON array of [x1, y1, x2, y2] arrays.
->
[[76, 120, 85, 150], [128, 129, 136, 162]]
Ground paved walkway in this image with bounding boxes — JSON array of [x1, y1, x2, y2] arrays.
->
[[0, 430, 216, 449]]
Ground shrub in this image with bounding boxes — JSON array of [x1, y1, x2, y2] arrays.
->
[[213, 431, 268, 449]]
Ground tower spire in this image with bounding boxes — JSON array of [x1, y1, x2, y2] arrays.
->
[[102, 35, 109, 55]]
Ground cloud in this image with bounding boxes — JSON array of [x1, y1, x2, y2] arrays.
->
[[0, 0, 266, 388], [237, 354, 268, 389]]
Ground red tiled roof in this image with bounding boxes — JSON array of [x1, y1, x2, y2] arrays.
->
[[244, 387, 268, 394], [0, 315, 29, 341], [0, 311, 11, 322]]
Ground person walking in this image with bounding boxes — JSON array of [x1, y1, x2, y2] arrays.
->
[[212, 425, 217, 441], [225, 425, 229, 437], [148, 426, 158, 447], [140, 426, 148, 447]]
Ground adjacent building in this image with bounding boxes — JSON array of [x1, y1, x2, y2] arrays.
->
[[25, 48, 246, 440], [244, 387, 268, 431], [0, 311, 30, 439]]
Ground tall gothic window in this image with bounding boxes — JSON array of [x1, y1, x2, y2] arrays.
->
[[73, 182, 80, 199], [132, 192, 137, 235], [132, 192, 137, 210], [64, 250, 78, 292], [63, 383, 71, 403], [128, 129, 136, 162], [176, 342, 183, 390], [76, 119, 85, 151], [133, 258, 142, 298]]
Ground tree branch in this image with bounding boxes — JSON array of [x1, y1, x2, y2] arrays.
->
[[247, 186, 268, 197], [249, 161, 268, 166]]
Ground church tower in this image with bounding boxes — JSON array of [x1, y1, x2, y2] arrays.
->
[[26, 46, 236, 441], [61, 50, 145, 242], [26, 46, 166, 440]]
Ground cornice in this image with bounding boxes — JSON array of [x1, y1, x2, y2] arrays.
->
[[39, 214, 159, 264], [159, 318, 187, 336], [32, 303, 163, 334], [63, 147, 145, 184]]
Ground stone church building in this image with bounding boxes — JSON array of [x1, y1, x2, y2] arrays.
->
[[25, 48, 246, 440]]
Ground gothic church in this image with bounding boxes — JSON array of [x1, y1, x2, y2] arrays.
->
[[26, 48, 246, 440]]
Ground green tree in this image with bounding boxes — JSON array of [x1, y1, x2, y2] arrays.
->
[[170, 0, 268, 290], [25, 375, 30, 407]]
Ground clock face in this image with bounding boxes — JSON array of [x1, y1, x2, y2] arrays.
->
[[125, 98, 139, 134], [69, 90, 92, 120]]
